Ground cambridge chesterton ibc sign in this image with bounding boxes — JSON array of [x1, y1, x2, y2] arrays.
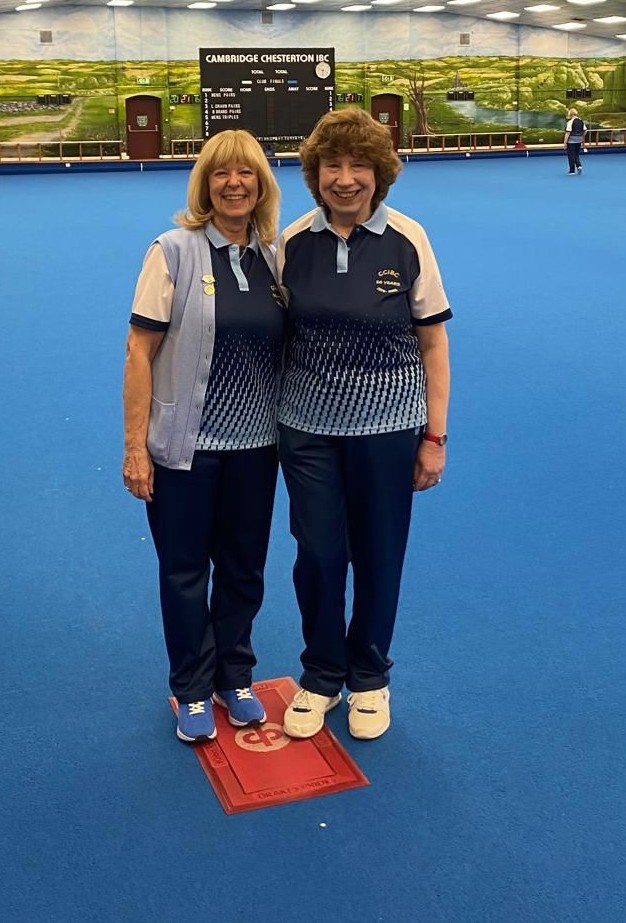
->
[[199, 48, 335, 143]]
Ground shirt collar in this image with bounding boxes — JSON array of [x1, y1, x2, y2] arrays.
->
[[310, 202, 388, 237], [205, 220, 259, 253]]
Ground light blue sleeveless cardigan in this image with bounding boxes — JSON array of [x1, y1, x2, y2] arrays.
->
[[147, 225, 277, 470]]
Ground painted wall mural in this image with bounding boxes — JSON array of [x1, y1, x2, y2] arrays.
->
[[0, 8, 624, 153]]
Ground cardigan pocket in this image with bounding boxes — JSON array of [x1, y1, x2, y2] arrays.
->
[[147, 398, 176, 463]]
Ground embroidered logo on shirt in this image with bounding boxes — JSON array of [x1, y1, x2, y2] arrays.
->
[[202, 274, 215, 295], [375, 268, 401, 295]]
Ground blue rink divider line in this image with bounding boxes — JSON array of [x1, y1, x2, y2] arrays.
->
[[1, 143, 624, 175]]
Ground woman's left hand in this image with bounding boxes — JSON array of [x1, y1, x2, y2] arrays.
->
[[413, 440, 445, 491]]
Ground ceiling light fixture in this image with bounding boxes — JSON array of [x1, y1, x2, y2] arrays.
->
[[414, 4, 445, 8], [553, 20, 587, 28], [524, 4, 561, 10], [593, 15, 626, 23], [487, 9, 519, 17]]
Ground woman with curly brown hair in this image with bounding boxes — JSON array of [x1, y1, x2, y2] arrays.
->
[[277, 108, 452, 740]]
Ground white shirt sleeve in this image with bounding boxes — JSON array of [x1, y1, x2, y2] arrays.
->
[[130, 243, 174, 324]]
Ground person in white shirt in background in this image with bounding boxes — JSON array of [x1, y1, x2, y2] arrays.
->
[[564, 108, 587, 176]]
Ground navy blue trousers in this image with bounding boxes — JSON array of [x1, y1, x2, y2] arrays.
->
[[278, 424, 418, 696], [146, 447, 278, 704], [567, 142, 582, 172]]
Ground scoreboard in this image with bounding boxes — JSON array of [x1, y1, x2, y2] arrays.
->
[[199, 48, 335, 143]]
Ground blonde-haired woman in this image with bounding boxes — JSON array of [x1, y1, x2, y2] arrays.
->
[[123, 130, 285, 742], [564, 108, 587, 175]]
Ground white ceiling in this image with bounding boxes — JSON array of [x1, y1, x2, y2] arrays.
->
[[2, 0, 626, 42]]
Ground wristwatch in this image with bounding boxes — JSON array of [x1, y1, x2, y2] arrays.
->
[[423, 432, 448, 446]]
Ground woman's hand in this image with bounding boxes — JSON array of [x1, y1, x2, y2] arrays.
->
[[123, 447, 155, 501], [413, 440, 445, 491]]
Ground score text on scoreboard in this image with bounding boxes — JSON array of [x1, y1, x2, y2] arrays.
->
[[170, 94, 201, 105], [199, 48, 335, 143]]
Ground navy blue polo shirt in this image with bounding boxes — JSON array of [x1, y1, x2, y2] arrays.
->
[[276, 204, 452, 436]]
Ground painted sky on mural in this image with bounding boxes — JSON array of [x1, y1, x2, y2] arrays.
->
[[0, 9, 624, 62]]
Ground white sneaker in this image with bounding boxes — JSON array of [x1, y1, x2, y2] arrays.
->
[[347, 688, 391, 740], [283, 688, 342, 738]]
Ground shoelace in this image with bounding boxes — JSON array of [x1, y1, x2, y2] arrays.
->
[[349, 691, 383, 714], [188, 701, 206, 715], [234, 688, 254, 701], [292, 689, 324, 713]]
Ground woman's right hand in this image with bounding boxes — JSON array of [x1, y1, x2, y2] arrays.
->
[[122, 447, 155, 501]]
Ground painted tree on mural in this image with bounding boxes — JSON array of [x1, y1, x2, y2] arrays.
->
[[406, 69, 431, 135]]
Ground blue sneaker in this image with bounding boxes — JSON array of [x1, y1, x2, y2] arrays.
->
[[213, 688, 266, 727], [176, 700, 216, 742]]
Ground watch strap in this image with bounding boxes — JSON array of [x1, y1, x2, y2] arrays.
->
[[423, 432, 448, 446]]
